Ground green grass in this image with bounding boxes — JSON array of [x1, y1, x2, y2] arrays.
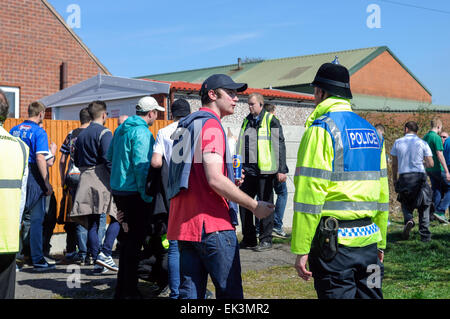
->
[[236, 212, 450, 299], [382, 214, 450, 299]]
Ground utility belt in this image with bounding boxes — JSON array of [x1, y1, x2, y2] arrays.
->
[[312, 217, 373, 262]]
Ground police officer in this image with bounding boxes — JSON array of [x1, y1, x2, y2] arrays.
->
[[0, 90, 29, 299], [291, 63, 389, 299]]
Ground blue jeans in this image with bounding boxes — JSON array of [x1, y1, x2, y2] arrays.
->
[[168, 240, 180, 299], [76, 213, 106, 259], [87, 214, 119, 260], [178, 229, 243, 299], [29, 197, 46, 264], [427, 171, 450, 213], [273, 180, 288, 230]]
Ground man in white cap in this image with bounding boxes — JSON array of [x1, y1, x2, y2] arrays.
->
[[107, 96, 165, 299]]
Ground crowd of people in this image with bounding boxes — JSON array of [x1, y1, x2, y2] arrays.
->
[[0, 62, 448, 300]]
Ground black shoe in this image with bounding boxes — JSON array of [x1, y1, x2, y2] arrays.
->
[[421, 237, 431, 243], [253, 241, 273, 252], [239, 242, 258, 250], [402, 220, 415, 240], [33, 259, 56, 272]]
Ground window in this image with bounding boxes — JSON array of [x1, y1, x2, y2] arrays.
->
[[0, 86, 20, 118]]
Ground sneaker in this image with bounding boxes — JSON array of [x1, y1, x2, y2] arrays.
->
[[433, 213, 449, 224], [93, 264, 109, 274], [402, 220, 415, 240], [421, 237, 431, 243], [95, 252, 118, 272], [272, 228, 288, 239], [157, 285, 171, 298], [82, 255, 94, 266], [205, 289, 214, 299], [33, 259, 55, 272], [253, 241, 273, 252], [44, 256, 57, 265]]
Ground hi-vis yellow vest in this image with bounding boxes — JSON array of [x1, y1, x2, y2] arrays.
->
[[291, 97, 389, 255], [237, 111, 277, 174], [0, 126, 29, 254]]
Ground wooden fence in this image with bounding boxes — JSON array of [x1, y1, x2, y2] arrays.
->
[[3, 118, 173, 233]]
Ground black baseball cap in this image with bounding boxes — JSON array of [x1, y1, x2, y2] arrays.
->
[[171, 99, 191, 117], [199, 74, 248, 96]]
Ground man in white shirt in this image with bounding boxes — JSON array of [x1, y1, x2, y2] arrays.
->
[[391, 121, 434, 242]]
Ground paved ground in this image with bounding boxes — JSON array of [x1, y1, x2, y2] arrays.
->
[[15, 243, 296, 299]]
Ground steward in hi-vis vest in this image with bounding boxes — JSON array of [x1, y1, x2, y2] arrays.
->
[[237, 93, 289, 252], [292, 62, 389, 299], [0, 92, 29, 299]]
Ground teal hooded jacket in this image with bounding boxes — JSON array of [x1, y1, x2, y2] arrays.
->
[[107, 115, 154, 203]]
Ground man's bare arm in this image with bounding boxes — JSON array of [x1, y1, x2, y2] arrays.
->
[[59, 153, 68, 187], [151, 152, 163, 169], [36, 153, 52, 195], [424, 156, 434, 168], [391, 155, 398, 185], [203, 152, 274, 219]]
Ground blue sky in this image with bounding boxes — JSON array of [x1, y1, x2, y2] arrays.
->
[[48, 0, 450, 105]]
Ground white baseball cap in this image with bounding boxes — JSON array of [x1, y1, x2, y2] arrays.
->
[[136, 96, 165, 113]]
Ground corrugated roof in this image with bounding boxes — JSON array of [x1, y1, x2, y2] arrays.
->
[[351, 94, 436, 112], [138, 46, 431, 96], [144, 79, 314, 101]]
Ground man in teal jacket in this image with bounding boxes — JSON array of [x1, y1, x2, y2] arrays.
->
[[107, 96, 165, 299]]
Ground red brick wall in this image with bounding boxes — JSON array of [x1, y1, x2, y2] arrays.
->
[[351, 51, 431, 103], [361, 111, 450, 130], [0, 0, 108, 117]]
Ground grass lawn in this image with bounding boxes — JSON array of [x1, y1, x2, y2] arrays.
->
[[239, 212, 450, 299]]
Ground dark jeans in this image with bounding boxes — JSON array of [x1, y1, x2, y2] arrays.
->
[[273, 180, 288, 231], [309, 243, 384, 299], [178, 229, 243, 299], [113, 194, 152, 299], [239, 174, 275, 245], [43, 194, 57, 256], [87, 214, 120, 260], [401, 203, 431, 240], [0, 254, 16, 299], [427, 171, 450, 213]]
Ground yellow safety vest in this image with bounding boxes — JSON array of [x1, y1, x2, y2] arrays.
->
[[0, 126, 29, 254], [291, 97, 389, 255], [237, 111, 278, 174]]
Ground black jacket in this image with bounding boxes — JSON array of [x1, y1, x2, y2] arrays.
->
[[239, 109, 289, 177], [395, 172, 432, 212]]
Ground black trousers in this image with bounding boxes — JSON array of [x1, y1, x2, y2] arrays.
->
[[309, 243, 384, 299], [239, 174, 275, 245], [0, 254, 16, 299], [113, 194, 152, 299]]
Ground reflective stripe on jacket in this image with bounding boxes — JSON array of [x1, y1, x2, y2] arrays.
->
[[0, 126, 29, 254], [291, 97, 389, 255], [237, 111, 278, 174]]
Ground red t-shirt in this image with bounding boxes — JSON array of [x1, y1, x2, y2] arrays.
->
[[167, 108, 234, 242]]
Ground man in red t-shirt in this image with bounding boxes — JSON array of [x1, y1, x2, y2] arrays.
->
[[167, 74, 275, 299]]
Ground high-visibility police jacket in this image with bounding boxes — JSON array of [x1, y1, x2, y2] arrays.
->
[[291, 97, 389, 255], [237, 110, 288, 175], [0, 126, 29, 254]]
